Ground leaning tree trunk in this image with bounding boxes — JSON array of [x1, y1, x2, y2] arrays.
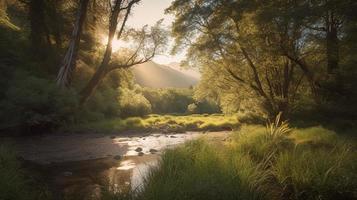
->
[[80, 0, 130, 104], [79, 47, 112, 104], [56, 0, 90, 88], [79, 12, 118, 104]]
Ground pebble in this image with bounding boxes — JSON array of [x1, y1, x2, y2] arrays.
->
[[149, 149, 158, 154], [135, 147, 143, 152]]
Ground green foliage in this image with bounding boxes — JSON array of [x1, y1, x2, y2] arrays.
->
[[119, 88, 152, 117], [140, 87, 194, 114], [168, 0, 357, 120], [67, 114, 240, 133], [140, 87, 220, 114], [0, 144, 52, 200], [0, 71, 79, 133], [81, 87, 121, 121], [187, 103, 198, 114]]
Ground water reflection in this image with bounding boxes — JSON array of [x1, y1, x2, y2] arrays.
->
[[116, 160, 136, 170], [114, 133, 201, 156], [110, 133, 203, 191], [108, 155, 159, 193], [12, 131, 229, 199]]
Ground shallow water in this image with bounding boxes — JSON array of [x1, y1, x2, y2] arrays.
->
[[5, 131, 229, 199]]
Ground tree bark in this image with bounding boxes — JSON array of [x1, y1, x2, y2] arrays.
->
[[326, 19, 339, 74], [56, 0, 90, 88], [0, 0, 6, 13], [29, 0, 49, 58], [50, 0, 63, 49], [79, 47, 112, 104], [79, 0, 123, 104]]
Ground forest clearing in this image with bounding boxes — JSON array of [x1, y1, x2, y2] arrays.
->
[[1, 0, 357, 199]]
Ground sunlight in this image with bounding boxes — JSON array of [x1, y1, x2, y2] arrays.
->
[[101, 36, 128, 52], [2, 0, 355, 199]]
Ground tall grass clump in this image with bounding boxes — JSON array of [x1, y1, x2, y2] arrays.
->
[[273, 146, 357, 200], [0, 144, 51, 200], [135, 139, 268, 200], [266, 112, 291, 140]]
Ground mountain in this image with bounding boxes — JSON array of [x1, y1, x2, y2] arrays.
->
[[131, 61, 199, 88], [167, 62, 201, 79]]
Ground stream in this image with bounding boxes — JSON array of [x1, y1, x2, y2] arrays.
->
[[4, 131, 229, 199]]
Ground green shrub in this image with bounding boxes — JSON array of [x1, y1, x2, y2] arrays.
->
[[140, 87, 221, 114], [0, 71, 79, 133], [186, 103, 198, 114], [83, 87, 121, 120], [140, 87, 194, 114], [237, 112, 266, 125], [119, 88, 152, 117]]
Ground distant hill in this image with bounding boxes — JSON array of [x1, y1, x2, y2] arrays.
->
[[131, 61, 199, 88], [167, 62, 201, 79]]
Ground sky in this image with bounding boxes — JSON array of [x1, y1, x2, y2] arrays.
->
[[125, 0, 186, 65]]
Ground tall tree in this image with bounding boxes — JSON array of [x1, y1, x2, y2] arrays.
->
[[79, 0, 166, 104], [167, 0, 306, 117], [56, 0, 90, 88], [28, 0, 50, 57]]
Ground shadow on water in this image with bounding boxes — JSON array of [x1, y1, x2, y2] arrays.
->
[[26, 155, 158, 200]]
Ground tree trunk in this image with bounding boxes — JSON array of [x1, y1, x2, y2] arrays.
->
[[56, 0, 90, 88], [79, 49, 111, 104], [79, 0, 122, 104], [0, 0, 6, 14], [29, 0, 49, 58], [326, 24, 339, 74], [50, 0, 63, 49]]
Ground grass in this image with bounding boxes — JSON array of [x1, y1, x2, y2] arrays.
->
[[104, 121, 357, 200], [0, 13, 20, 31], [136, 139, 269, 200], [0, 144, 52, 200], [65, 114, 241, 134]]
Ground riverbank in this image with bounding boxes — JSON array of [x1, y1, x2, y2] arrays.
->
[[119, 125, 357, 200], [62, 114, 244, 134], [1, 122, 356, 200]]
